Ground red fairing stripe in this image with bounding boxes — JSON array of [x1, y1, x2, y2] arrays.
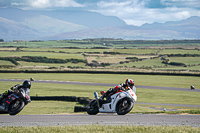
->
[[6, 101, 10, 104]]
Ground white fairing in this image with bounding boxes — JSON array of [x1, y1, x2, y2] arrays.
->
[[99, 89, 137, 113]]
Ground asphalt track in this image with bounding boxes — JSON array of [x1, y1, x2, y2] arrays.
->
[[0, 114, 200, 127]]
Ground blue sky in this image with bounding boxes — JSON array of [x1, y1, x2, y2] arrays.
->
[[0, 0, 200, 26]]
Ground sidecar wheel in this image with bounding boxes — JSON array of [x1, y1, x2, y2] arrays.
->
[[87, 100, 99, 115], [8, 99, 25, 115], [116, 98, 133, 115]]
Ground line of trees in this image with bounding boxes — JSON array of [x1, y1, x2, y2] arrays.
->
[[0, 57, 19, 65], [162, 61, 186, 66], [164, 54, 200, 57], [60, 39, 200, 45], [0, 56, 86, 65]]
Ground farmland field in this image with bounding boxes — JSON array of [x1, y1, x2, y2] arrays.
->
[[0, 51, 85, 60], [159, 48, 200, 55], [0, 39, 200, 74]]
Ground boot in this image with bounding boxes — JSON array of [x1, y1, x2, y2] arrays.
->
[[0, 103, 5, 110], [0, 95, 5, 110], [99, 93, 107, 104]]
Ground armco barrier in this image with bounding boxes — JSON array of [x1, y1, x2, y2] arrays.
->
[[31, 96, 80, 102], [30, 96, 90, 112], [0, 70, 199, 76], [74, 106, 87, 112]]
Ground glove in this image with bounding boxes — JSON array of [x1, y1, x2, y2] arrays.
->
[[10, 86, 15, 90], [100, 91, 106, 95]]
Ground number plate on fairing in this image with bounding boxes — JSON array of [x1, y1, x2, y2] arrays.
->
[[129, 90, 135, 96]]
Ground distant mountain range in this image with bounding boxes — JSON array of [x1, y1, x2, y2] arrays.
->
[[0, 7, 199, 41]]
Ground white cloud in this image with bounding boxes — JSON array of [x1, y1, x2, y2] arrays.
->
[[161, 0, 200, 8], [97, 1, 133, 8], [31, 0, 51, 8], [11, 0, 84, 9], [94, 0, 200, 26], [11, 2, 26, 6], [54, 0, 84, 7]]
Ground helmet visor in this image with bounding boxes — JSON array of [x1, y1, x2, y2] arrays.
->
[[130, 84, 133, 89]]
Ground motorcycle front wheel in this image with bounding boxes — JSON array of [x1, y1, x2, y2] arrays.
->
[[86, 100, 99, 115], [116, 98, 134, 115], [8, 99, 25, 115]]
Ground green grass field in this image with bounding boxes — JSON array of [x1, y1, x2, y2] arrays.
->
[[112, 48, 161, 54], [159, 49, 200, 55], [113, 58, 164, 68], [0, 41, 107, 48], [23, 48, 110, 53], [1, 73, 199, 88], [0, 73, 199, 115], [0, 73, 199, 88], [168, 57, 200, 65], [0, 60, 15, 66], [18, 61, 87, 68], [0, 51, 85, 60]]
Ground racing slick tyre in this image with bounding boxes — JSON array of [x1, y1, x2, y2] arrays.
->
[[86, 100, 99, 115], [8, 99, 25, 115], [116, 98, 134, 115]]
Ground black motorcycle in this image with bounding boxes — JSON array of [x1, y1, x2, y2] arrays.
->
[[0, 80, 32, 115]]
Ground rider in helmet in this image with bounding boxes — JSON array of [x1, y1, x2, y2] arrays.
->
[[0, 80, 31, 101], [22, 80, 31, 89], [100, 79, 135, 103]]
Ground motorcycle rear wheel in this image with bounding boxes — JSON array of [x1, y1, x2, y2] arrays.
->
[[8, 99, 25, 115], [87, 100, 99, 115], [116, 98, 133, 115]]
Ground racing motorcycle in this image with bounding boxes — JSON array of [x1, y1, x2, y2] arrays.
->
[[0, 80, 32, 115], [87, 86, 137, 115]]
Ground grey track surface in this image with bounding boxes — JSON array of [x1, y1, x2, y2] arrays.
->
[[0, 114, 200, 127]]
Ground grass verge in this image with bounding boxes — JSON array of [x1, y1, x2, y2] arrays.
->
[[0, 125, 199, 133]]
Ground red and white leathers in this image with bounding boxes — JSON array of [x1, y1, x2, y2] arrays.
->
[[100, 79, 134, 102]]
